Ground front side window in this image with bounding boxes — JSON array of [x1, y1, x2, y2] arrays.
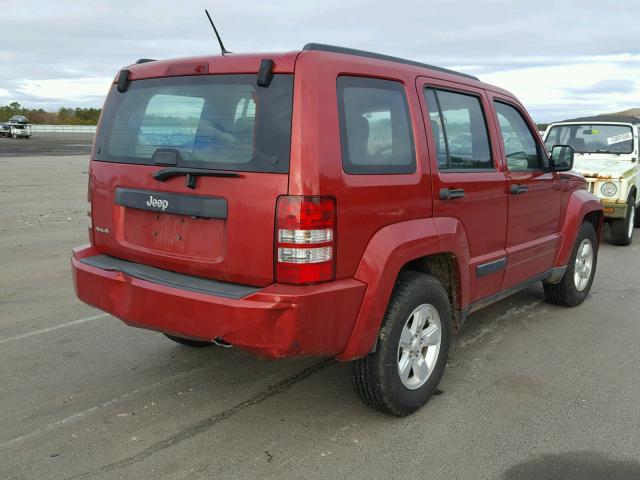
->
[[425, 88, 493, 170], [495, 102, 542, 170], [545, 123, 634, 155], [337, 76, 415, 174]]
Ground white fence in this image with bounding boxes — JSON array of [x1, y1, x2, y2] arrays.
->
[[30, 125, 97, 133]]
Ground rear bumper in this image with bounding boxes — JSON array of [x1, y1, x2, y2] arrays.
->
[[71, 245, 366, 359]]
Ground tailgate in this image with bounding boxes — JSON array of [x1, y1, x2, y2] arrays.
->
[[89, 73, 293, 287]]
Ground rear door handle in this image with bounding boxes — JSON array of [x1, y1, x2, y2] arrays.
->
[[439, 188, 465, 200], [510, 184, 528, 195]]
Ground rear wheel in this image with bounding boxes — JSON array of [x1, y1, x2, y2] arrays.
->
[[610, 195, 635, 246], [349, 272, 451, 416], [543, 221, 598, 307], [164, 334, 212, 348]]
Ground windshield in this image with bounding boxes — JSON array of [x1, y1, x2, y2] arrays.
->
[[545, 124, 634, 154], [94, 74, 294, 173]]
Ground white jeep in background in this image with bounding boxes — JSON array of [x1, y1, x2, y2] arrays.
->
[[544, 115, 640, 245]]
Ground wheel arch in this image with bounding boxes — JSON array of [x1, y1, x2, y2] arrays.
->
[[337, 217, 469, 360], [555, 190, 604, 267], [401, 253, 464, 333], [583, 209, 604, 238]]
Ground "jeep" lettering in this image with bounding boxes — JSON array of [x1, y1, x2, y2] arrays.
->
[[146, 195, 169, 211]]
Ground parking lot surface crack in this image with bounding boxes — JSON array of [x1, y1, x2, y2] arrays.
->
[[69, 359, 333, 479]]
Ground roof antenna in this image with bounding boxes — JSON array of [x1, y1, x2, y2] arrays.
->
[[204, 9, 231, 55]]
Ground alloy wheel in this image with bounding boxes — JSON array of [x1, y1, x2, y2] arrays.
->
[[397, 303, 442, 390]]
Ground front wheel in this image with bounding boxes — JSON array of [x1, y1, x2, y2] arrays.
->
[[349, 272, 451, 416], [543, 221, 598, 307], [610, 196, 635, 246]]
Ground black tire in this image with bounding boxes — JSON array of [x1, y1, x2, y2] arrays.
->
[[164, 334, 212, 347], [610, 195, 635, 246], [349, 271, 451, 416], [543, 221, 598, 307]]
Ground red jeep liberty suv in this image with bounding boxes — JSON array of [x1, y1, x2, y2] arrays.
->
[[72, 44, 603, 415]]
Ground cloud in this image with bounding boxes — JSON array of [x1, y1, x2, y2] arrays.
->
[[0, 0, 639, 121], [565, 79, 636, 96], [15, 77, 112, 102], [464, 54, 640, 121]]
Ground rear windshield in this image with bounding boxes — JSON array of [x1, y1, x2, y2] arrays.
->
[[545, 124, 634, 154], [94, 74, 294, 173]]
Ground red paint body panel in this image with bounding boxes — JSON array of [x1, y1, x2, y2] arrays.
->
[[484, 93, 565, 289], [289, 52, 432, 280], [416, 78, 509, 302], [554, 185, 604, 267], [72, 245, 365, 358], [91, 161, 288, 286], [337, 219, 441, 360], [501, 168, 563, 288], [119, 52, 299, 82], [74, 48, 603, 362]]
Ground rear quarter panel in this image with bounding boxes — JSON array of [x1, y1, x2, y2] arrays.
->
[[289, 51, 433, 280], [336, 218, 441, 360]]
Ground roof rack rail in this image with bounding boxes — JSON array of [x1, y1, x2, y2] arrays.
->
[[302, 43, 478, 81], [135, 58, 156, 64]]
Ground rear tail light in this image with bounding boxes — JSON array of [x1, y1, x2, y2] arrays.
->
[[276, 196, 336, 284], [87, 174, 95, 245]]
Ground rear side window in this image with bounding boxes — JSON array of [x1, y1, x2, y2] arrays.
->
[[425, 88, 493, 170], [337, 76, 415, 174], [494, 102, 542, 170], [94, 74, 294, 173]]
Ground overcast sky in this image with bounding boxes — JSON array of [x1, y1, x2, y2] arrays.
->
[[1, 0, 638, 122]]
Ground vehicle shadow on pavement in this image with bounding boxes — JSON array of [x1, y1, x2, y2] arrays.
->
[[502, 451, 640, 479]]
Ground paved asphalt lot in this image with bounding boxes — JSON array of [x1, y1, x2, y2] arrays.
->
[[1, 145, 640, 478], [0, 133, 93, 157]]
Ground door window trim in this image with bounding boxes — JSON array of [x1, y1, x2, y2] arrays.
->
[[337, 75, 417, 175], [493, 99, 548, 172], [424, 85, 496, 173]]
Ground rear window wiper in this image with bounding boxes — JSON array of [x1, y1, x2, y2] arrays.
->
[[153, 167, 241, 189]]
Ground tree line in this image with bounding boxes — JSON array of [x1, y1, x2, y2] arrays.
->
[[0, 102, 101, 125]]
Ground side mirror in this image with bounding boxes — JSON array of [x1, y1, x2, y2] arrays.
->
[[550, 145, 574, 172]]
